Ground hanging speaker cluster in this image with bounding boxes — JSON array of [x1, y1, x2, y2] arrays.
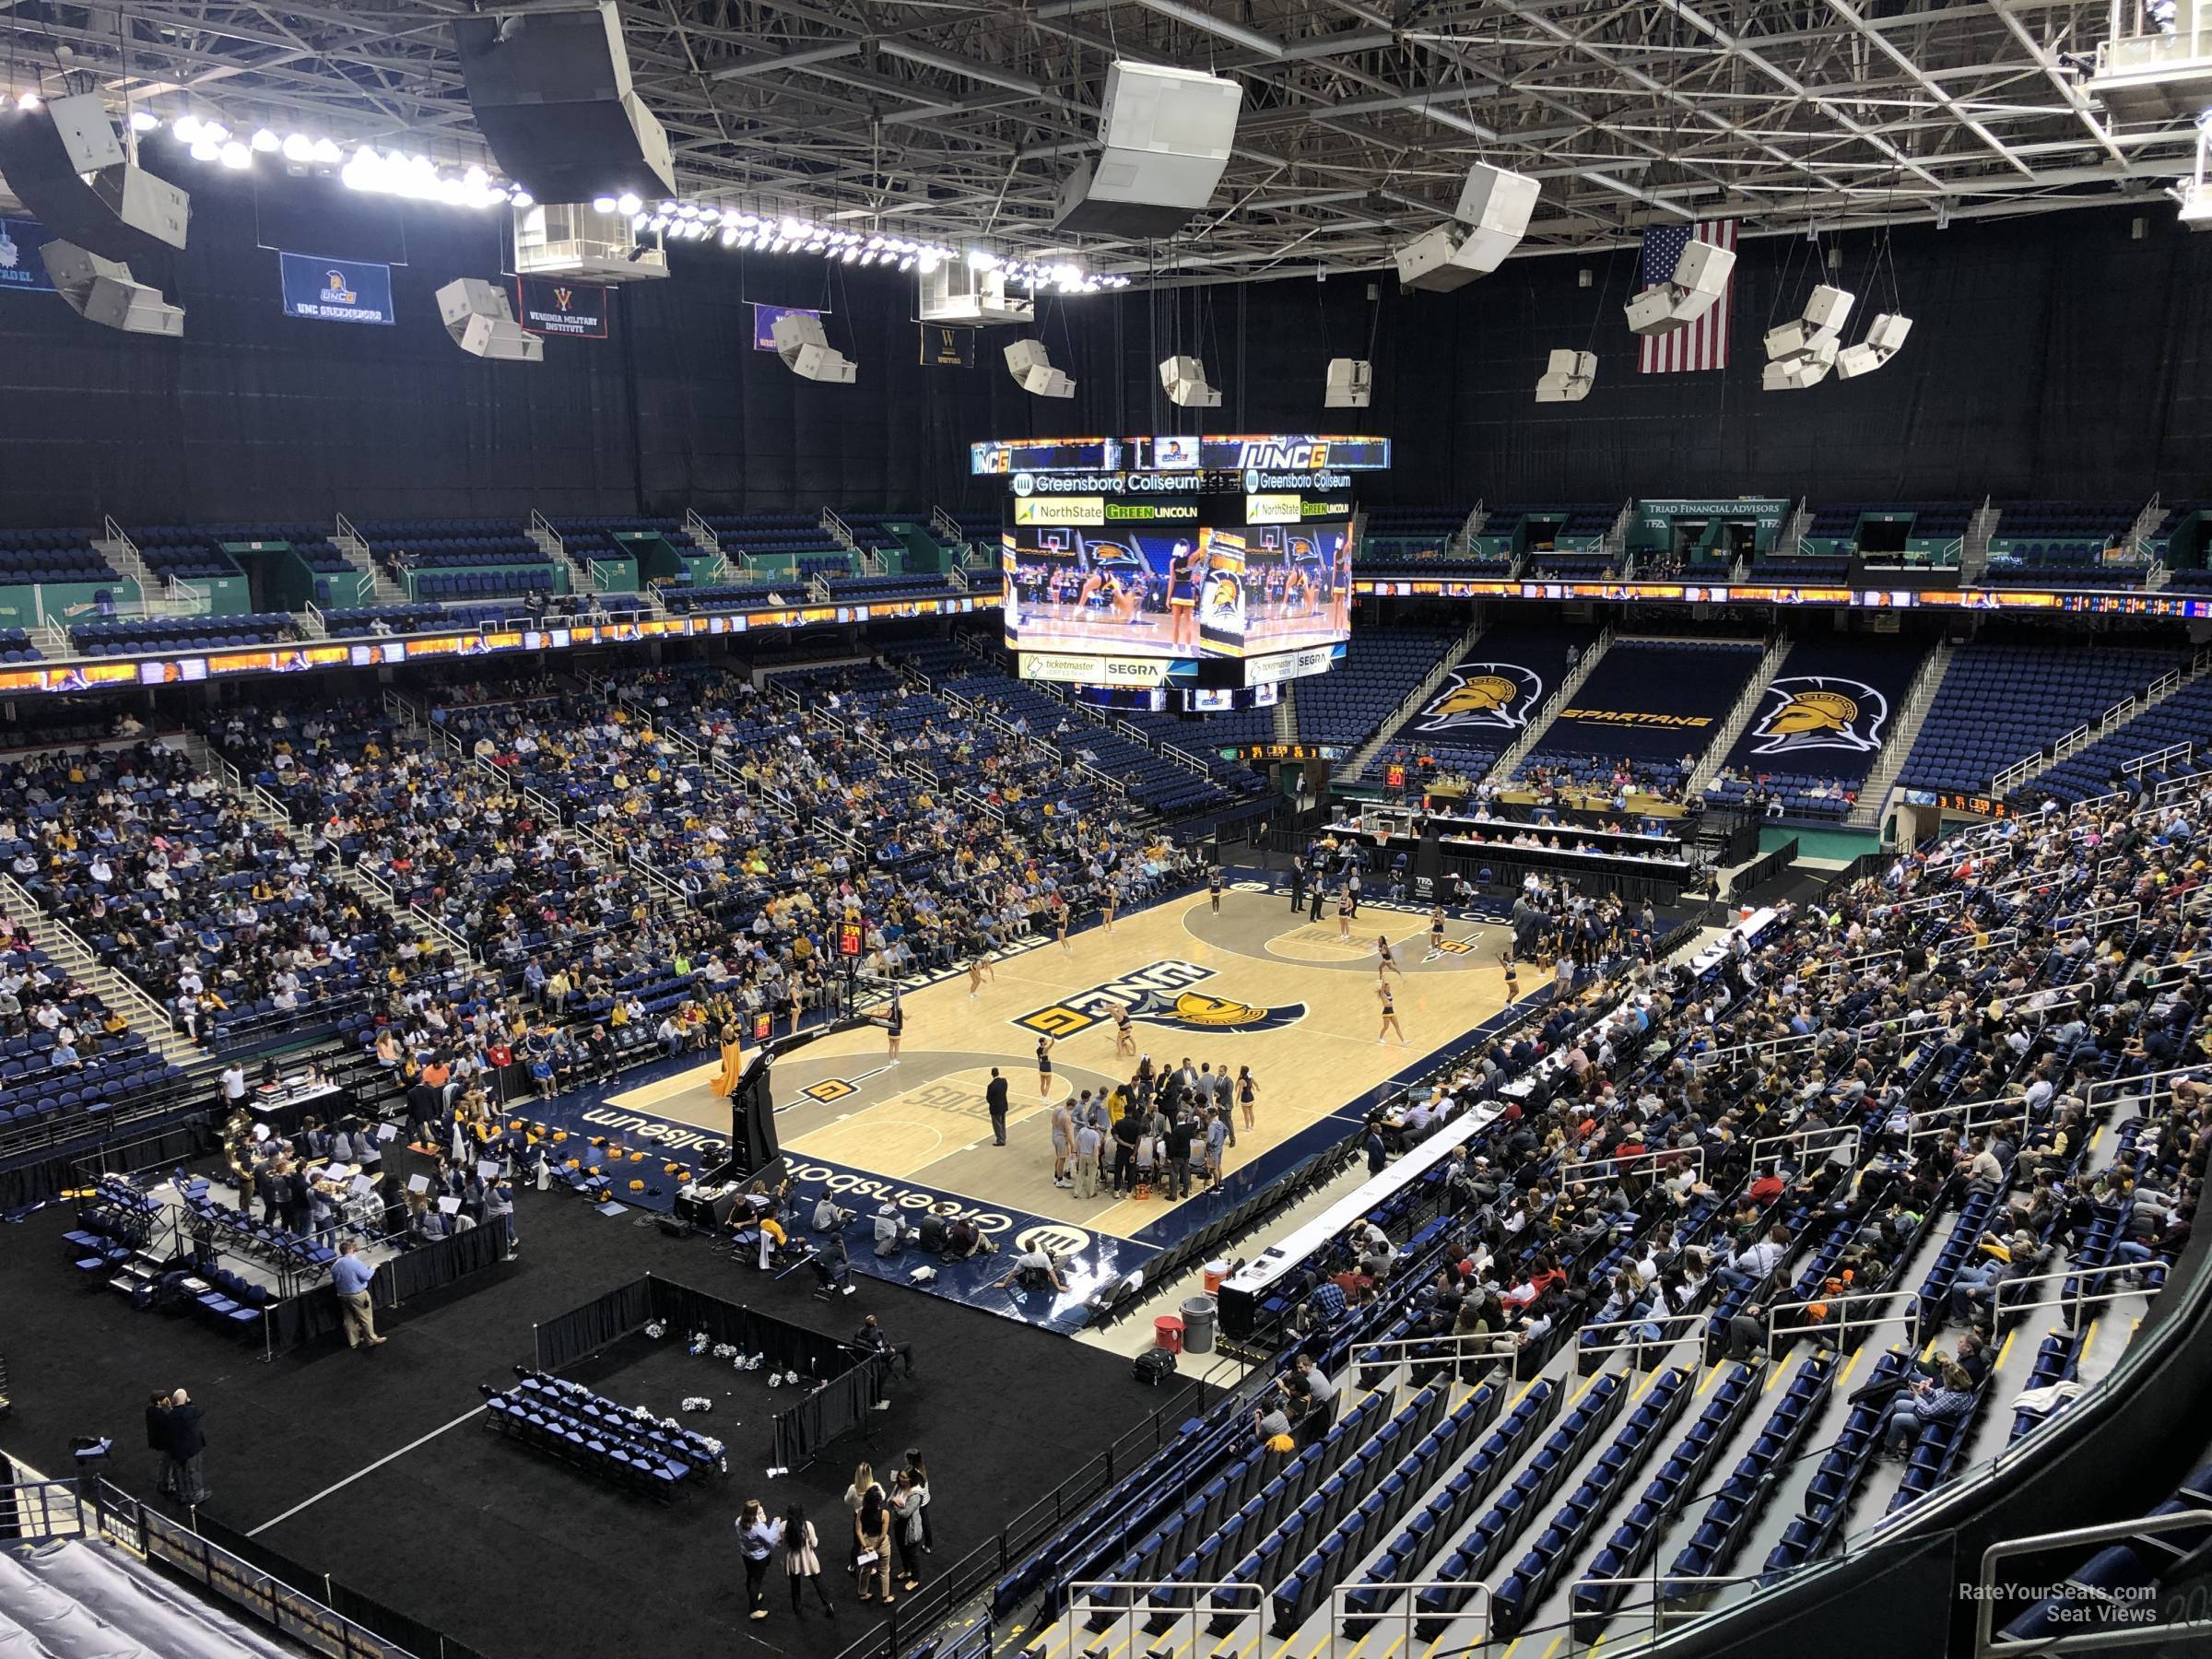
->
[[1053, 62, 1244, 238], [1159, 354, 1220, 408], [1005, 339, 1075, 399], [0, 94, 190, 335], [1324, 358, 1371, 408], [772, 312, 857, 384], [1836, 312, 1915, 379], [1762, 284, 1854, 390], [436, 278, 543, 362], [1393, 164, 1540, 293], [1535, 349, 1596, 404], [1625, 238, 1735, 337]]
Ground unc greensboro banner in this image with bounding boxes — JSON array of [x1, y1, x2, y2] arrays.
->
[[514, 275, 607, 337], [919, 323, 974, 367], [279, 252, 395, 325], [0, 218, 55, 294], [752, 301, 821, 351]]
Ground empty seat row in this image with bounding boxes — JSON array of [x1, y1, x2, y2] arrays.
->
[[1763, 1349, 1912, 1574], [1411, 1371, 1630, 1638], [1665, 1355, 1836, 1608], [1571, 1362, 1759, 1640]]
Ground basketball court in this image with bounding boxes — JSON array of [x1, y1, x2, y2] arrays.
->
[[598, 883, 1518, 1327]]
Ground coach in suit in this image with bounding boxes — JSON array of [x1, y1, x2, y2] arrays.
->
[[985, 1068, 1010, 1146]]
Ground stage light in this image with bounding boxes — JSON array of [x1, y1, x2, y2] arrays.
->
[[967, 247, 999, 269], [593, 194, 618, 213], [899, 255, 915, 271], [190, 138, 220, 162], [173, 115, 204, 144], [310, 137, 342, 166], [199, 121, 230, 145], [18, 91, 41, 111], [129, 111, 160, 133], [218, 140, 252, 170], [251, 128, 280, 153], [631, 209, 651, 229], [281, 133, 313, 163], [721, 224, 739, 247], [649, 214, 670, 233]]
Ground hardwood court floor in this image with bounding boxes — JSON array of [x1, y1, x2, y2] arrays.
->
[[619, 888, 1515, 1245]]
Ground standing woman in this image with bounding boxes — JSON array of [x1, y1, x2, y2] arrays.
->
[[1376, 933, 1404, 977], [883, 994, 904, 1064], [1101, 877, 1119, 935], [736, 1498, 782, 1621], [1237, 1065, 1258, 1134], [1336, 887, 1355, 942], [786, 975, 805, 1038], [709, 1020, 747, 1100], [842, 1461, 879, 1575], [1377, 977, 1405, 1046], [780, 1504, 835, 1618], [854, 1482, 895, 1604], [904, 1448, 934, 1553], [1053, 890, 1071, 952], [890, 1469, 926, 1593]]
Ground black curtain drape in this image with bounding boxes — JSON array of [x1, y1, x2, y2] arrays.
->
[[529, 1274, 879, 1468], [260, 1221, 507, 1357], [1, 1119, 216, 1211], [532, 1277, 655, 1371]]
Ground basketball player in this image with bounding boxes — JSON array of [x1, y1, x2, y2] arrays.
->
[[1428, 904, 1447, 959], [1376, 979, 1406, 1046], [1376, 934, 1403, 978], [1049, 1088, 1074, 1188], [1036, 1033, 1056, 1100], [1113, 1003, 1136, 1058], [1208, 865, 1224, 912]]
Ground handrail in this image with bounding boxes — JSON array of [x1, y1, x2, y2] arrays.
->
[[0, 871, 185, 1036], [1973, 1509, 2212, 1658]]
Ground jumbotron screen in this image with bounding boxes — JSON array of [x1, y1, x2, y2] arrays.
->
[[986, 431, 1383, 687], [1002, 521, 1350, 662]]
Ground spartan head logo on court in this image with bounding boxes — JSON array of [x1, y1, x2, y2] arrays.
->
[[1747, 675, 1888, 755], [1414, 663, 1544, 735], [1013, 959, 1306, 1037]]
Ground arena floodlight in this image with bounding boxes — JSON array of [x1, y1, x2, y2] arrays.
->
[[1004, 338, 1075, 399], [1535, 348, 1595, 404], [1624, 238, 1735, 336]]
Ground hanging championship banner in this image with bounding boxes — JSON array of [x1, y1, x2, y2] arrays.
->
[[279, 253, 395, 325], [0, 218, 56, 294], [919, 323, 973, 367], [514, 276, 608, 337]]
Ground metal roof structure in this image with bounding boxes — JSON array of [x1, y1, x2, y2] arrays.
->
[[0, 0, 2202, 283]]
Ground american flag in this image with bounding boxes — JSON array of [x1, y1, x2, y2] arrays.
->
[[1636, 218, 1737, 374]]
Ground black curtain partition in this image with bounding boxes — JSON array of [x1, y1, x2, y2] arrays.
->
[[531, 1277, 655, 1371], [531, 1274, 879, 1470], [258, 1219, 507, 1357]]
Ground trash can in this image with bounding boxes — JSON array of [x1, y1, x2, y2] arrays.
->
[[1153, 1314, 1184, 1354], [1203, 1259, 1230, 1294], [1181, 1295, 1218, 1356]]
